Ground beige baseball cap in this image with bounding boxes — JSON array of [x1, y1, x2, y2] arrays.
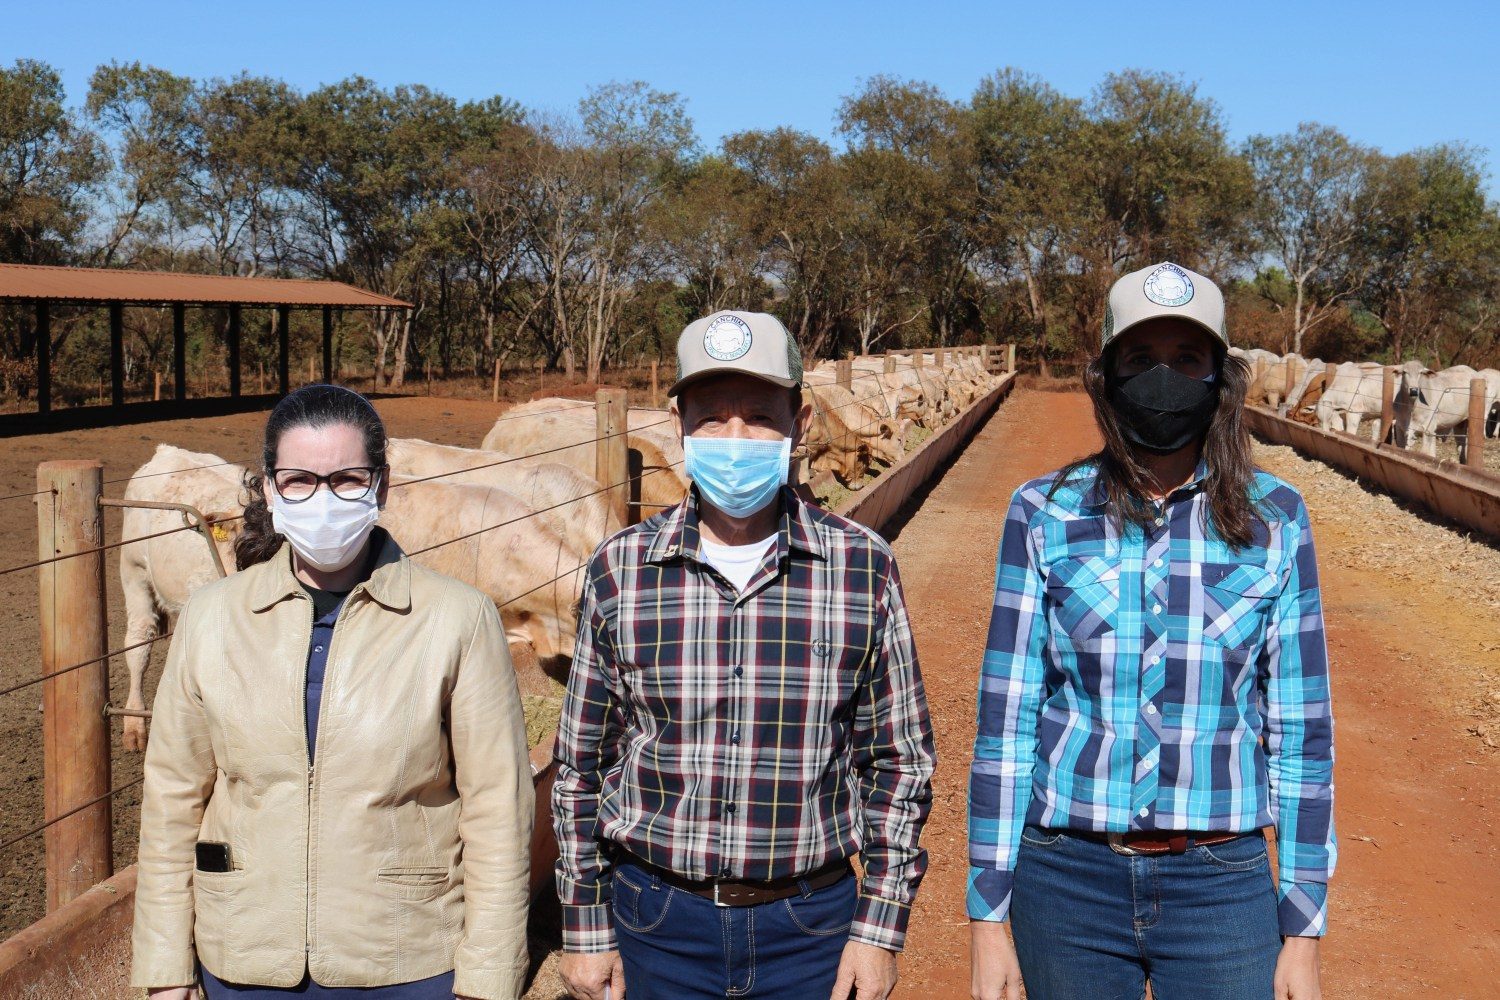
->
[[668, 310, 804, 397], [1102, 261, 1228, 350]]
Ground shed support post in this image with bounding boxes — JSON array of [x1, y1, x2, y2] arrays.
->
[[35, 301, 50, 414], [109, 303, 124, 408], [173, 304, 187, 401], [277, 305, 291, 395], [322, 307, 334, 384], [228, 305, 242, 397]]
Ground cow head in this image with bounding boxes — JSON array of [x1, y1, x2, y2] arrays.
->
[[202, 510, 244, 574]]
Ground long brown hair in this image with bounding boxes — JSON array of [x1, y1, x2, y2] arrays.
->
[[235, 385, 389, 570], [1054, 348, 1265, 550]]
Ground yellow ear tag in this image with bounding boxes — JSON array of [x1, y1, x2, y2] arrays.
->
[[211, 523, 231, 542]]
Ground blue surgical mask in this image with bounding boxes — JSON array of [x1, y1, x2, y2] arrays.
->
[[683, 436, 791, 518]]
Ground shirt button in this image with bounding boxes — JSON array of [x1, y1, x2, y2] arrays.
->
[[314, 645, 324, 653], [1153, 558, 1163, 568], [725, 802, 737, 814], [721, 866, 732, 877], [1151, 655, 1161, 665], [1151, 604, 1162, 615], [734, 667, 744, 677], [1138, 806, 1150, 818], [1145, 704, 1158, 715], [731, 731, 741, 744]]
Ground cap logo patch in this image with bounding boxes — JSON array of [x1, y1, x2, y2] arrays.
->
[[1143, 263, 1194, 307], [703, 314, 753, 362]]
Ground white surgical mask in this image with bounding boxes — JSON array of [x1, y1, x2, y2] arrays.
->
[[271, 485, 380, 572]]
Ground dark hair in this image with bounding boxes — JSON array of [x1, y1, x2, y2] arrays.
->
[[1053, 345, 1265, 550], [235, 385, 389, 570]]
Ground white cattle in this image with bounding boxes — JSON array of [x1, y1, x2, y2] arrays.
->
[[480, 399, 689, 513], [387, 438, 622, 557], [117, 445, 594, 751], [1394, 364, 1483, 460], [117, 446, 246, 751], [1314, 361, 1387, 440], [1279, 359, 1327, 420]]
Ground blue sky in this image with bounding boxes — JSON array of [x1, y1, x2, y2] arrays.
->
[[7, 1, 1497, 187]]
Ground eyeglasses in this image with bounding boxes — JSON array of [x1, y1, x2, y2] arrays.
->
[[270, 466, 382, 503]]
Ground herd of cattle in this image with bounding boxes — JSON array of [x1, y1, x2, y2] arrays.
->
[[1233, 348, 1500, 459], [113, 351, 1002, 750]]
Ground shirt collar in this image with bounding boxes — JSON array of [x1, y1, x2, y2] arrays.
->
[[247, 527, 411, 613], [645, 485, 827, 565], [1079, 457, 1212, 509]]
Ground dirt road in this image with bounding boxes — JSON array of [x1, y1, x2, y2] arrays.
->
[[889, 389, 1499, 998]]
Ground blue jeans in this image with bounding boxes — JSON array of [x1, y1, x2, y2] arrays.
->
[[612, 859, 856, 999], [1010, 826, 1280, 1000]]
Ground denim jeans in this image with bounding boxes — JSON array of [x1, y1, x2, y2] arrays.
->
[[1010, 826, 1280, 1000], [612, 859, 856, 999]]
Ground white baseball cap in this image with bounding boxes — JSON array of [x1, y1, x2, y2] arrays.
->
[[668, 310, 804, 397], [1102, 261, 1228, 350]]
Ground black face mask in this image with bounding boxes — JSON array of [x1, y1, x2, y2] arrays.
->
[[1108, 363, 1220, 453]]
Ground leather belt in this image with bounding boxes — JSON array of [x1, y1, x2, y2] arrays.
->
[[1061, 829, 1249, 856], [622, 854, 852, 908]]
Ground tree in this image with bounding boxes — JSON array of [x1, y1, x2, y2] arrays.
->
[[1244, 123, 1372, 354], [0, 59, 102, 266], [653, 155, 769, 316], [969, 68, 1086, 373], [287, 78, 473, 387], [85, 62, 198, 267], [574, 81, 697, 381], [1359, 144, 1491, 363], [723, 127, 847, 359]]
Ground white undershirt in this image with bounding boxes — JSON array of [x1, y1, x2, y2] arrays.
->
[[700, 536, 777, 592]]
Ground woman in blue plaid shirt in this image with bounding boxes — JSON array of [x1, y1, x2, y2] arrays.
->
[[969, 263, 1335, 1000]]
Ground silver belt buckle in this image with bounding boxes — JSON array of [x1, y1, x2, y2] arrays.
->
[[1107, 833, 1141, 856], [713, 881, 729, 908]]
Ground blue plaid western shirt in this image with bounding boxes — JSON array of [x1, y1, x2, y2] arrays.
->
[[967, 461, 1336, 937], [554, 486, 936, 954]]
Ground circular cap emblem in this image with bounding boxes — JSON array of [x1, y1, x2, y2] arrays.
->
[[703, 314, 753, 361], [1143, 264, 1195, 307]]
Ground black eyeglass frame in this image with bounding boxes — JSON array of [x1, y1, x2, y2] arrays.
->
[[269, 465, 386, 503]]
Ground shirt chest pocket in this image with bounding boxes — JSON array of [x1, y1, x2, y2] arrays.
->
[[1045, 556, 1121, 643], [1201, 562, 1280, 650]]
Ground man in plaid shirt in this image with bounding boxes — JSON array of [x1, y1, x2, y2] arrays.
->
[[553, 311, 936, 1000]]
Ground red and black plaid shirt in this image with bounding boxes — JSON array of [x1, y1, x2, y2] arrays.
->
[[552, 486, 935, 953]]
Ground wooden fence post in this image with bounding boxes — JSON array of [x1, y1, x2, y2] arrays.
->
[[1284, 361, 1296, 399], [596, 388, 630, 526], [914, 351, 924, 369], [491, 358, 502, 403], [1006, 343, 1017, 373], [935, 347, 946, 368], [36, 460, 112, 911], [980, 345, 990, 372], [836, 359, 852, 390], [884, 355, 897, 374], [1380, 367, 1396, 445], [1467, 377, 1486, 468], [650, 361, 659, 407], [153, 371, 161, 402]]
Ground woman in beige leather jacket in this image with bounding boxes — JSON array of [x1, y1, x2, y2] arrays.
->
[[131, 385, 533, 1000]]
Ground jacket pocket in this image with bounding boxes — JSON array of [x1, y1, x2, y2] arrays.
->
[[376, 865, 451, 901], [191, 868, 244, 970], [1201, 562, 1279, 650], [1046, 556, 1121, 642]]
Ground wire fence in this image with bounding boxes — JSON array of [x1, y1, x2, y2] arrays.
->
[[0, 351, 997, 868]]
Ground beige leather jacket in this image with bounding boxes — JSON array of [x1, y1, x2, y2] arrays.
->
[[131, 532, 533, 999]]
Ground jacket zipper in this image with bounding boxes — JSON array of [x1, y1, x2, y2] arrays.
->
[[303, 584, 363, 964]]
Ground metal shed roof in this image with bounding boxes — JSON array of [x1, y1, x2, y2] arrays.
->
[[0, 263, 410, 308]]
